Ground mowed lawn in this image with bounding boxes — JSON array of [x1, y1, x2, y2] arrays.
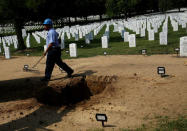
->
[[2, 18, 186, 59]]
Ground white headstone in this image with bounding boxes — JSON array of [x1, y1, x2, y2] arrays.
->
[[85, 34, 90, 44], [128, 34, 136, 47], [0, 46, 1, 53], [61, 38, 65, 49], [22, 29, 27, 38], [13, 41, 18, 49], [182, 23, 186, 28], [26, 33, 31, 48], [160, 32, 167, 45], [75, 34, 79, 41], [102, 36, 108, 48], [44, 45, 47, 52], [89, 32, 93, 40], [67, 32, 71, 39], [140, 28, 145, 37], [69, 43, 77, 57], [173, 24, 178, 31], [180, 36, 187, 56], [79, 31, 83, 39], [148, 30, 154, 41], [124, 32, 129, 42], [4, 47, 11, 59], [136, 28, 140, 35]]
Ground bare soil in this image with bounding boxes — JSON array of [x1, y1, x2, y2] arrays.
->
[[0, 54, 186, 131]]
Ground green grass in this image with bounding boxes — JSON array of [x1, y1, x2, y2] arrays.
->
[[86, 116, 187, 131], [1, 18, 187, 59]]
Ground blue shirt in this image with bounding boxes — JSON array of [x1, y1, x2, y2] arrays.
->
[[46, 28, 60, 47]]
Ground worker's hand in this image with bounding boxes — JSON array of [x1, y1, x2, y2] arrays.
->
[[43, 52, 47, 56]]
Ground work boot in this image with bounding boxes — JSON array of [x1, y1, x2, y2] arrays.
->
[[67, 70, 74, 78], [40, 77, 50, 82]]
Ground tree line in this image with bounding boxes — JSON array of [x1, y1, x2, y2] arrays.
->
[[0, 0, 186, 50]]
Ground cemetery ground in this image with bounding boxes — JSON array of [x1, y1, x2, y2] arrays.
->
[[0, 54, 187, 131], [0, 20, 187, 130]]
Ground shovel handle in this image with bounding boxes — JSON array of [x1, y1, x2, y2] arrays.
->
[[32, 55, 45, 68]]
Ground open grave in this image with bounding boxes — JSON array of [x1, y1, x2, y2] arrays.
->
[[35, 75, 118, 106]]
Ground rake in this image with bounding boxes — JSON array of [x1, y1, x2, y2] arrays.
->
[[23, 55, 45, 72]]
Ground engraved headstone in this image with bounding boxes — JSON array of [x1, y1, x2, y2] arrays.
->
[[148, 30, 154, 41], [140, 28, 145, 37], [69, 43, 77, 57], [180, 36, 187, 56], [26, 33, 31, 48], [85, 34, 90, 44], [128, 34, 136, 47], [75, 33, 79, 41], [124, 32, 129, 42], [4, 47, 11, 59], [160, 32, 167, 45], [102, 36, 108, 48]]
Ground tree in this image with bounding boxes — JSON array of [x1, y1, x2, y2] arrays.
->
[[158, 0, 172, 12], [0, 0, 45, 50], [171, 0, 186, 12], [106, 0, 139, 19]]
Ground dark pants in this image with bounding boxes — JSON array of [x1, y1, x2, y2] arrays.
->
[[45, 47, 73, 79]]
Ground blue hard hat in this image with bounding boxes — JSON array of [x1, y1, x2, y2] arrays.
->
[[43, 18, 53, 25]]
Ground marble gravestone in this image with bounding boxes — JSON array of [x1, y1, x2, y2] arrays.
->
[[69, 43, 77, 57], [85, 34, 90, 44], [75, 33, 79, 41], [22, 29, 27, 38], [148, 30, 154, 41], [26, 33, 31, 48], [128, 34, 136, 47], [180, 36, 187, 57], [160, 32, 167, 45], [140, 28, 145, 37], [101, 36, 108, 48], [61, 38, 65, 49], [4, 47, 11, 59], [124, 32, 129, 42]]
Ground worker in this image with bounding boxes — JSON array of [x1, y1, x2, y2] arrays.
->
[[41, 18, 74, 81]]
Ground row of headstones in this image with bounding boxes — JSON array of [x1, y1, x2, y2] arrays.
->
[[0, 35, 18, 59], [101, 14, 187, 53]]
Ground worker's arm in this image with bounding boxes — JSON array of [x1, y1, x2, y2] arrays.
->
[[43, 43, 53, 56]]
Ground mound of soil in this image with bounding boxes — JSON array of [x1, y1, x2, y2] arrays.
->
[[35, 75, 117, 106]]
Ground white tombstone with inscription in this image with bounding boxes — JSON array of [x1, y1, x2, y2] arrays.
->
[[26, 33, 31, 48], [128, 34, 136, 47], [75, 34, 79, 41], [79, 31, 83, 39], [4, 47, 11, 59], [180, 36, 187, 56], [101, 36, 108, 48], [13, 41, 18, 49], [148, 30, 154, 41], [69, 43, 77, 57], [160, 32, 167, 45], [140, 28, 145, 37], [124, 32, 129, 42], [85, 34, 90, 44], [173, 23, 178, 31], [61, 38, 65, 49], [22, 29, 27, 38], [182, 23, 186, 28]]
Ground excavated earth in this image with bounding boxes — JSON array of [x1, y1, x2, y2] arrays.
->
[[0, 55, 186, 131]]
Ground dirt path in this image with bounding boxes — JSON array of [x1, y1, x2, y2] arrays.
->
[[0, 54, 187, 131]]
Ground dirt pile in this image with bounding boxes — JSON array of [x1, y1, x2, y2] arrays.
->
[[35, 75, 118, 106]]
